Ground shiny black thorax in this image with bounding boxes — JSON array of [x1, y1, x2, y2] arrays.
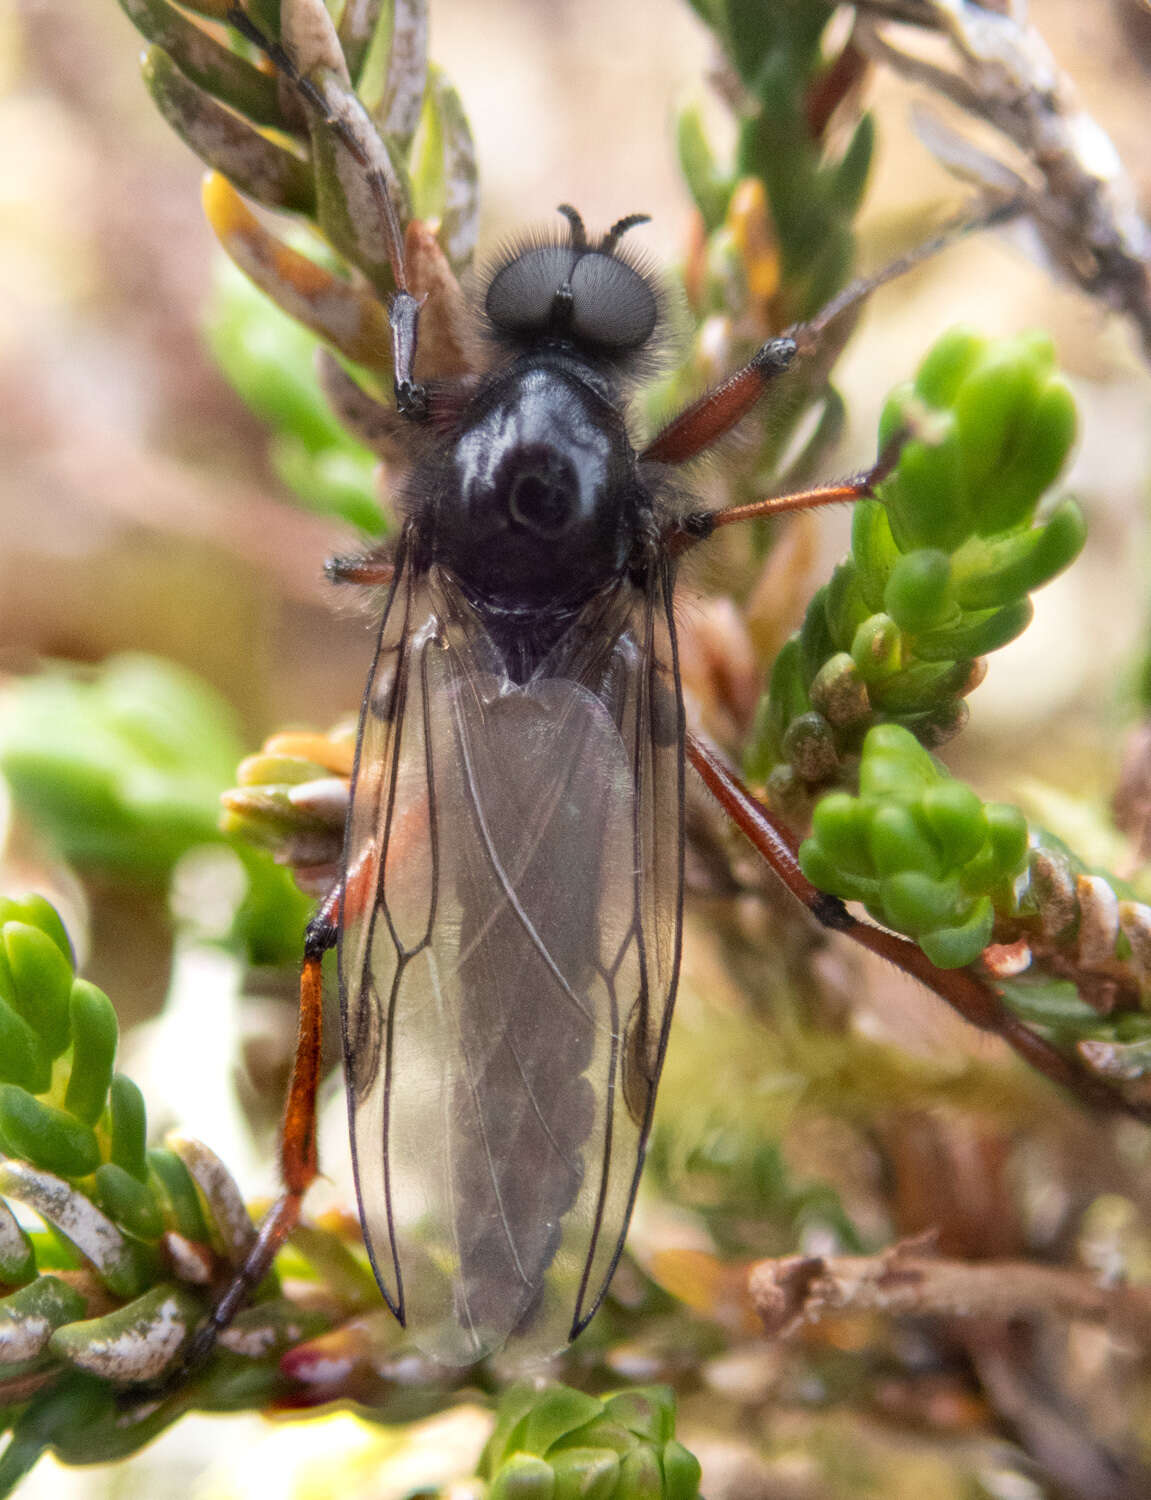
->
[[420, 350, 648, 612]]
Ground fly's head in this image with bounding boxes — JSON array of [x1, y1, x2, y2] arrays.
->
[[426, 206, 663, 612], [483, 205, 660, 364]]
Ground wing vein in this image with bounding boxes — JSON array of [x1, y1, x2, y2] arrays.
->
[[449, 682, 596, 1025]]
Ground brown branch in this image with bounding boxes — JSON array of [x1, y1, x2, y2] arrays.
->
[[749, 1237, 1151, 1343]]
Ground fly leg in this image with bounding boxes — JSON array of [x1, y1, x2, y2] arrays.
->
[[686, 731, 1151, 1128], [223, 4, 428, 420], [178, 889, 337, 1379], [326, 550, 396, 587], [665, 431, 904, 554], [642, 196, 1019, 473]]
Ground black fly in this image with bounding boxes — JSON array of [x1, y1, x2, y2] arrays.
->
[[334, 203, 690, 1364], [175, 1, 1024, 1375]]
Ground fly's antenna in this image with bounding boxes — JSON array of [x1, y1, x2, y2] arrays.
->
[[557, 204, 589, 250], [789, 194, 1025, 355], [556, 205, 651, 256], [224, 3, 411, 295], [600, 213, 651, 254]]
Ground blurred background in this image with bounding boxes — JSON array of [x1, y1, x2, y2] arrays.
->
[[2, 0, 1151, 1495]]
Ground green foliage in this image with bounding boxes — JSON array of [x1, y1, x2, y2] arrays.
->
[[647, 1119, 865, 1256], [480, 1386, 700, 1500], [0, 896, 353, 1487], [798, 725, 1028, 966], [748, 328, 1085, 794], [660, 1, 871, 501], [0, 654, 238, 880], [0, 899, 171, 1286], [683, 0, 868, 318], [0, 654, 311, 964], [207, 260, 386, 535], [117, 0, 478, 542]]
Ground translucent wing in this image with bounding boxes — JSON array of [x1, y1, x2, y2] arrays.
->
[[338, 538, 683, 1365]]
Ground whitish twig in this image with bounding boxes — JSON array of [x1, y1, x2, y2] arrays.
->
[[850, 0, 1151, 359]]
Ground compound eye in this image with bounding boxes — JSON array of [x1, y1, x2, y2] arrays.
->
[[486, 246, 578, 333], [569, 252, 658, 350]]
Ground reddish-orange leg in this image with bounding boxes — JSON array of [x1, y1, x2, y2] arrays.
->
[[166, 888, 337, 1387], [169, 833, 391, 1387]]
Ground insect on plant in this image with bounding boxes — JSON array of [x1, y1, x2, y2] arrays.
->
[[146, 1, 1117, 1375]]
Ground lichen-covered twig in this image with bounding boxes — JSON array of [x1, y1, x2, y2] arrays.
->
[[750, 1235, 1151, 1341], [850, 0, 1151, 359]]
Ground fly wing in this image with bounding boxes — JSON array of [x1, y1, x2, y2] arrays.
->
[[339, 555, 683, 1366]]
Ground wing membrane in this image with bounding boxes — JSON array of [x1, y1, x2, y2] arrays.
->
[[339, 543, 684, 1364]]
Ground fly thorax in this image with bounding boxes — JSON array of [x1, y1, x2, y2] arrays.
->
[[434, 366, 643, 609]]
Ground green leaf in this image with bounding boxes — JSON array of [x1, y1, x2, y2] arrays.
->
[[0, 1089, 100, 1180], [2, 923, 74, 1058], [911, 599, 1033, 662], [883, 549, 954, 634], [850, 500, 900, 613], [676, 102, 732, 231], [141, 47, 315, 214], [619, 1446, 664, 1500], [912, 326, 985, 408], [108, 1077, 149, 1184], [919, 781, 986, 867], [880, 870, 964, 933], [118, 0, 286, 126], [551, 1449, 620, 1500], [661, 1442, 702, 1500], [64, 982, 119, 1127], [918, 896, 995, 968], [93, 1165, 165, 1242], [522, 1388, 605, 1456], [0, 897, 72, 965], [830, 113, 873, 217], [0, 1000, 52, 1094], [147, 1148, 210, 1243], [950, 499, 1086, 610], [882, 424, 970, 554], [868, 805, 941, 879], [0, 1275, 89, 1359], [489, 1454, 557, 1500], [49, 1284, 204, 1384], [600, 1389, 676, 1446]]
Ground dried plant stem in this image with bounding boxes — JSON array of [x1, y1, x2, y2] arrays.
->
[[851, 0, 1151, 359], [750, 1237, 1151, 1341]]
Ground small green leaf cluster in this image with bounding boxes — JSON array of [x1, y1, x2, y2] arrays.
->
[[122, 0, 476, 278], [798, 725, 1029, 967], [750, 328, 1084, 795], [0, 897, 204, 1285], [208, 259, 386, 535], [0, 897, 348, 1490], [0, 654, 240, 882], [0, 654, 311, 964], [682, 0, 871, 319], [480, 1385, 700, 1500]]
